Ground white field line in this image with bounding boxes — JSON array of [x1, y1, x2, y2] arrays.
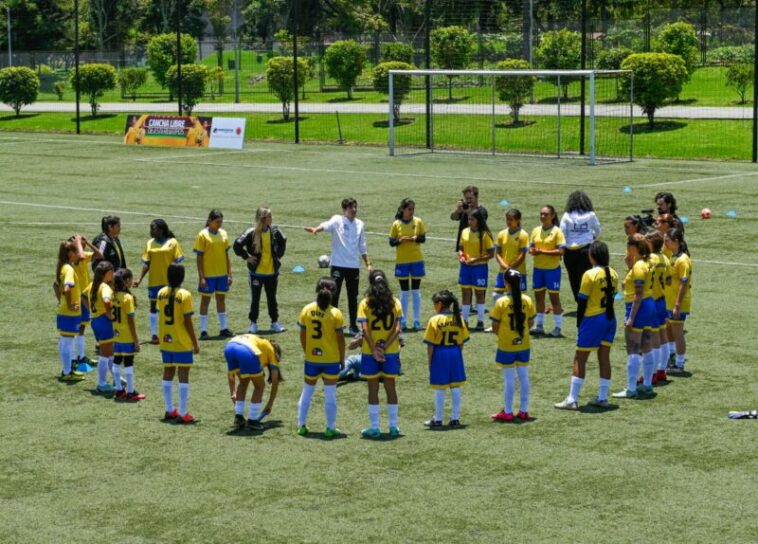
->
[[646, 171, 758, 187], [0, 199, 754, 268]]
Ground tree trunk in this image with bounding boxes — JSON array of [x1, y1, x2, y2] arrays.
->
[[283, 101, 290, 121], [448, 77, 453, 101], [512, 106, 520, 124], [348, 86, 353, 100], [647, 109, 654, 128], [393, 103, 401, 124]]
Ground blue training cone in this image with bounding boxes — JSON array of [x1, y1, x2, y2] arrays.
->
[[614, 292, 622, 301], [680, 216, 689, 223], [499, 199, 510, 206], [727, 210, 737, 218], [292, 265, 305, 273], [76, 362, 93, 373], [623, 186, 632, 193]]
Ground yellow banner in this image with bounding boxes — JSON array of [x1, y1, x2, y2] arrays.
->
[[123, 114, 212, 148]]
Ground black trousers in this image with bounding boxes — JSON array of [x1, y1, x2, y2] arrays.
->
[[563, 246, 592, 302], [330, 265, 360, 329], [248, 273, 279, 323]]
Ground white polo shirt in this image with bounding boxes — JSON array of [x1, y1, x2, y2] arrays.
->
[[321, 214, 367, 269], [560, 211, 601, 249]]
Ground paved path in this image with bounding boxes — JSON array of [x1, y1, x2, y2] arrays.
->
[[2, 101, 754, 120]]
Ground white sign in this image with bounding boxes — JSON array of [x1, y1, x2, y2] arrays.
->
[[208, 117, 247, 150]]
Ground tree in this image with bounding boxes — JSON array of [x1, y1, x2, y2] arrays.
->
[[140, 0, 207, 39], [266, 56, 312, 121], [431, 26, 474, 100], [372, 61, 414, 123], [0, 0, 69, 51], [324, 40, 367, 100], [382, 42, 414, 64], [495, 59, 535, 125], [0, 67, 40, 117], [596, 47, 633, 100], [117, 68, 149, 101], [654, 21, 699, 81], [147, 33, 198, 100], [536, 29, 581, 99], [206, 66, 225, 100], [88, 0, 141, 52], [725, 63, 754, 104], [166, 64, 209, 114], [620, 53, 688, 128], [207, 0, 232, 95], [70, 64, 117, 116]]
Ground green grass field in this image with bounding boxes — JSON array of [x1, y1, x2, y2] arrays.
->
[[1, 134, 757, 543]]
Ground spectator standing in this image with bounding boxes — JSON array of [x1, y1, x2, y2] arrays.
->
[[560, 191, 601, 302]]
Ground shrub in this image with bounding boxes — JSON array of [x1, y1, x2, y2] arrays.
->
[[70, 63, 117, 116], [431, 26, 475, 100], [495, 59, 535, 125], [536, 29, 581, 98], [0, 67, 40, 117], [147, 33, 198, 99], [654, 21, 699, 79], [266, 56, 313, 121], [324, 40, 367, 99], [206, 66, 224, 100], [117, 67, 148, 101], [620, 53, 688, 127], [53, 81, 66, 101], [382, 42, 414, 64], [596, 47, 633, 70], [725, 63, 754, 104], [166, 64, 209, 115], [372, 61, 415, 123]]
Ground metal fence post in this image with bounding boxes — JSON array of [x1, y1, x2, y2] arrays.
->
[[589, 71, 596, 165], [491, 75, 496, 156], [389, 72, 395, 156], [74, 0, 80, 134], [753, 3, 758, 162], [176, 2, 183, 116], [557, 75, 561, 158]]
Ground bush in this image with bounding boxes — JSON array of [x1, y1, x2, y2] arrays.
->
[[53, 81, 66, 101], [431, 26, 475, 100], [166, 64, 209, 115], [372, 61, 415, 123], [117, 68, 148, 101], [70, 64, 117, 116], [206, 66, 224, 100], [709, 45, 754, 66], [654, 21, 699, 79], [725, 63, 754, 104], [0, 67, 40, 117], [495, 59, 535, 125], [536, 29, 581, 98], [382, 42, 414, 64], [478, 33, 508, 62], [324, 40, 367, 99], [266, 56, 313, 121], [620, 53, 688, 127], [147, 33, 198, 99], [596, 47, 633, 70]]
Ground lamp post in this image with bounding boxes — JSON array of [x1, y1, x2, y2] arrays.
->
[[0, 2, 11, 67]]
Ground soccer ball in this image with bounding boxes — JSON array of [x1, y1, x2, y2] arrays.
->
[[701, 208, 712, 219], [317, 254, 330, 268]]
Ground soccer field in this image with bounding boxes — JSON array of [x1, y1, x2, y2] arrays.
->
[[1, 134, 757, 543]]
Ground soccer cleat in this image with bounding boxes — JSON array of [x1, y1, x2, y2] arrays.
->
[[612, 389, 638, 399], [247, 419, 264, 431], [668, 365, 687, 376], [516, 411, 529, 421], [388, 426, 401, 438], [474, 321, 485, 332], [547, 327, 562, 338], [554, 398, 578, 410], [655, 370, 668, 383], [96, 383, 115, 394], [587, 397, 610, 409], [530, 325, 545, 336], [219, 328, 234, 338], [638, 384, 654, 396], [361, 427, 381, 439], [345, 327, 361, 338], [150, 335, 160, 345], [163, 409, 180, 421], [728, 410, 758, 419], [114, 390, 128, 401], [270, 322, 285, 334], [79, 356, 94, 366], [491, 410, 514, 422], [59, 372, 85, 382], [448, 419, 462, 427], [233, 414, 246, 431], [248, 322, 258, 334], [199, 331, 210, 341], [297, 425, 309, 436], [126, 391, 146, 402], [323, 427, 340, 439], [179, 413, 198, 424], [424, 419, 442, 428]]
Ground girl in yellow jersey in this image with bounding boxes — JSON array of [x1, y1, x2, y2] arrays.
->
[[656, 213, 679, 365], [389, 198, 426, 331], [88, 261, 117, 394], [646, 232, 673, 383], [134, 219, 184, 344], [555, 241, 618, 410], [157, 264, 200, 424], [490, 269, 535, 421], [656, 214, 677, 259], [664, 228, 692, 375], [297, 277, 346, 439], [613, 234, 656, 399], [457, 208, 495, 332], [357, 270, 403, 439], [112, 269, 145, 402], [71, 235, 102, 370], [423, 290, 470, 428], [54, 239, 84, 382], [529, 205, 566, 337], [194, 210, 233, 340], [493, 209, 529, 301]]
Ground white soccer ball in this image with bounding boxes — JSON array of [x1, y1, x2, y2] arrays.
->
[[317, 254, 331, 268]]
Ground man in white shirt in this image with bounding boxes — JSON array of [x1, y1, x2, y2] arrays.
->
[[305, 198, 373, 335]]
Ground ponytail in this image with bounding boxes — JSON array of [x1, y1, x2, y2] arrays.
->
[[666, 228, 689, 257], [504, 269, 525, 337], [56, 241, 75, 284], [432, 289, 462, 329], [589, 241, 615, 320], [367, 269, 393, 319], [166, 263, 185, 311], [90, 261, 114, 310], [316, 276, 337, 311]]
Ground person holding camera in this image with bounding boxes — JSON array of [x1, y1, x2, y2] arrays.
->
[[451, 186, 488, 252], [560, 191, 601, 303], [234, 207, 287, 334]]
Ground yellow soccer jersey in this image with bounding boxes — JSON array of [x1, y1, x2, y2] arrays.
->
[[156, 287, 194, 352], [357, 297, 403, 355], [624, 259, 652, 301], [113, 292, 136, 343], [389, 217, 426, 264], [73, 251, 93, 290], [459, 228, 495, 259], [670, 254, 692, 313], [89, 282, 113, 319], [650, 253, 671, 300], [257, 230, 275, 275], [193, 228, 229, 278], [491, 294, 536, 351], [579, 266, 619, 317], [529, 226, 566, 269], [298, 302, 345, 364], [423, 313, 470, 347], [495, 228, 529, 273], [57, 264, 81, 316], [229, 334, 279, 366], [142, 238, 184, 287]]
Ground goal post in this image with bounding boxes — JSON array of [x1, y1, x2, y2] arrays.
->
[[388, 69, 634, 165]]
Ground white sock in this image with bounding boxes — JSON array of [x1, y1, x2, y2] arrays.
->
[[298, 383, 315, 426], [554, 314, 563, 329], [462, 305, 471, 322], [411, 289, 422, 323], [218, 312, 228, 330], [108, 356, 114, 377], [434, 389, 445, 421], [676, 353, 686, 368], [400, 290, 410, 326], [76, 335, 86, 359], [149, 312, 158, 337], [536, 313, 544, 327], [58, 336, 74, 374], [324, 385, 337, 429], [642, 351, 655, 385], [368, 403, 380, 429], [235, 400, 244, 416], [112, 363, 122, 391], [517, 365, 530, 413], [97, 355, 109, 386], [178, 383, 190, 416], [503, 367, 516, 414], [627, 354, 641, 392], [450, 387, 462, 420], [248, 402, 261, 421], [477, 303, 486, 322], [598, 378, 611, 401], [162, 380, 174, 412], [668, 341, 675, 355], [199, 314, 209, 333], [568, 375, 584, 403], [124, 366, 135, 393], [388, 404, 399, 428], [659, 344, 670, 371]]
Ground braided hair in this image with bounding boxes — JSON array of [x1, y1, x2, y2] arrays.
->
[[503, 269, 525, 337]]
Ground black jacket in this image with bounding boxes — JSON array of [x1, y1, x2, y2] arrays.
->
[[233, 225, 287, 274], [91, 233, 126, 271]]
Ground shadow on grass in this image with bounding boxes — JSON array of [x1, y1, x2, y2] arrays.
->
[[71, 113, 118, 123], [563, 310, 577, 318], [266, 116, 309, 124], [668, 370, 693, 379], [620, 121, 687, 134], [578, 404, 620, 414], [373, 118, 415, 128], [327, 96, 362, 103], [491, 416, 539, 425], [433, 96, 471, 104], [495, 120, 536, 129], [0, 113, 40, 122], [537, 96, 580, 104], [673, 98, 697, 105], [225, 420, 284, 437], [360, 433, 405, 442], [301, 430, 348, 441], [424, 423, 468, 432], [87, 388, 115, 399]]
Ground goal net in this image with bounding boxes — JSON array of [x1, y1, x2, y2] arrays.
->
[[387, 69, 633, 165]]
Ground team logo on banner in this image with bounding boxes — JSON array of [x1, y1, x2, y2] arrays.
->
[[123, 114, 212, 148]]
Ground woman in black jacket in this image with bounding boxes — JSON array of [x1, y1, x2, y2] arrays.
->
[[233, 207, 287, 333], [92, 216, 126, 271]]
